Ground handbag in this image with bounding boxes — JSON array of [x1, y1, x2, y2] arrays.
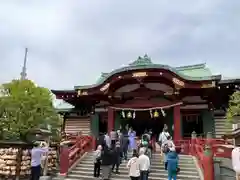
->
[[162, 144, 169, 153], [176, 167, 180, 173]]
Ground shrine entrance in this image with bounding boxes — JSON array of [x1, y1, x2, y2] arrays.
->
[[182, 114, 204, 137], [119, 110, 168, 137]]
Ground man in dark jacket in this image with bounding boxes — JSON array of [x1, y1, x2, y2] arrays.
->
[[122, 134, 129, 160], [101, 146, 113, 180], [96, 132, 106, 149], [112, 141, 121, 174]]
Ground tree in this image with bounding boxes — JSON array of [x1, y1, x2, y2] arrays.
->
[[226, 91, 240, 124], [0, 79, 62, 141]]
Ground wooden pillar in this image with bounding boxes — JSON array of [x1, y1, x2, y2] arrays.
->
[[59, 144, 69, 176], [108, 107, 115, 134], [173, 105, 181, 142]]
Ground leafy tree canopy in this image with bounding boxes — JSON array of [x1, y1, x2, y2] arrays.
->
[[0, 79, 62, 141], [227, 91, 240, 123]]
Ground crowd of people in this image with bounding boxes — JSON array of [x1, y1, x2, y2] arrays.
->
[[94, 124, 180, 180]]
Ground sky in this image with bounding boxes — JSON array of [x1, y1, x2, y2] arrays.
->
[[0, 0, 240, 89]]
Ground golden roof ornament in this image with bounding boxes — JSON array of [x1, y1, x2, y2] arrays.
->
[[127, 111, 132, 119], [153, 110, 159, 118]]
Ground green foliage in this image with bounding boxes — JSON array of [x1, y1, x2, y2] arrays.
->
[[226, 91, 240, 123], [0, 79, 62, 141]]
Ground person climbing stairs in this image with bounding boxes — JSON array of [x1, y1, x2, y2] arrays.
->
[[53, 151, 202, 180]]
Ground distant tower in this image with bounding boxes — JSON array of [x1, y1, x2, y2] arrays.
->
[[20, 48, 28, 80]]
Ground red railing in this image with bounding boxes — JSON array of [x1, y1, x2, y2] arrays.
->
[[174, 139, 190, 154], [174, 138, 234, 180], [59, 135, 93, 176]]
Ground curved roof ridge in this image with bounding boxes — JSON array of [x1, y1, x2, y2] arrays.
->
[[175, 63, 206, 70], [75, 57, 220, 90]]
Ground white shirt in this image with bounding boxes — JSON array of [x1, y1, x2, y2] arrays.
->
[[138, 154, 150, 171], [161, 140, 175, 149], [232, 147, 240, 173], [127, 157, 140, 177], [31, 147, 48, 167], [158, 131, 170, 143], [104, 134, 111, 148]]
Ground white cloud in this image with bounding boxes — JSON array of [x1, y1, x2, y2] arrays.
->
[[0, 0, 239, 89]]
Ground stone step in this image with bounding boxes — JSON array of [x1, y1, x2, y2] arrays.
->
[[79, 160, 195, 167], [72, 167, 199, 176], [215, 122, 228, 125], [85, 154, 194, 161], [215, 125, 231, 129], [54, 177, 200, 180], [85, 156, 194, 161], [54, 152, 201, 180], [72, 165, 198, 175], [87, 154, 194, 160], [67, 172, 200, 180], [77, 161, 198, 169]]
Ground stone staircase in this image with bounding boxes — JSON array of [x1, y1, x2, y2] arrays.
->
[[214, 116, 231, 138], [53, 151, 202, 180]]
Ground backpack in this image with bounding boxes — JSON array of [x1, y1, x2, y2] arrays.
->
[[142, 140, 148, 147], [162, 143, 169, 153]]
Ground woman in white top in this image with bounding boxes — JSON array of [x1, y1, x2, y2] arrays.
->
[[158, 126, 170, 146], [232, 146, 240, 180], [158, 127, 170, 163], [127, 149, 140, 180]]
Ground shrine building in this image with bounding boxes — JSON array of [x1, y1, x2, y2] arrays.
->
[[52, 55, 240, 141]]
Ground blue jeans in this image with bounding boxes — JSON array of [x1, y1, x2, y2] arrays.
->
[[140, 171, 148, 180], [168, 174, 176, 180]]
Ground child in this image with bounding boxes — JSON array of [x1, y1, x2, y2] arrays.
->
[[167, 147, 179, 180], [93, 145, 102, 178]]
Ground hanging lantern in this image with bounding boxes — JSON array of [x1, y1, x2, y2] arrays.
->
[[153, 110, 159, 118], [121, 110, 125, 118], [150, 110, 153, 118], [127, 111, 132, 119], [133, 111, 136, 119], [161, 108, 166, 117]]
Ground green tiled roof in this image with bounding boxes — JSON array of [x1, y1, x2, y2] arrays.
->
[[53, 98, 74, 111], [75, 55, 220, 90], [175, 63, 212, 77]]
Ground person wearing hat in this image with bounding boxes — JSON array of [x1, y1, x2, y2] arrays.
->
[[167, 147, 179, 180], [30, 141, 49, 180]]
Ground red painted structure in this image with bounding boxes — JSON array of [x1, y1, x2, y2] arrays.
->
[[107, 107, 115, 133], [175, 137, 233, 180], [53, 58, 224, 139], [59, 134, 233, 180], [53, 56, 239, 179], [60, 135, 93, 176]]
